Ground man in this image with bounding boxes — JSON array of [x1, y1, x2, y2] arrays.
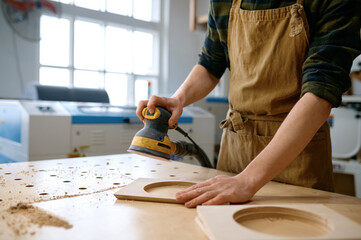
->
[[137, 0, 361, 208]]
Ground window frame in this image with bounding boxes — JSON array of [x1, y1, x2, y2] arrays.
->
[[38, 1, 166, 106]]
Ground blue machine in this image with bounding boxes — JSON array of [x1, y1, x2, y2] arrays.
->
[[0, 100, 215, 166]]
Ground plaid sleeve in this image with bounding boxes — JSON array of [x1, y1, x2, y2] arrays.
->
[[301, 0, 361, 107], [198, 1, 231, 79]]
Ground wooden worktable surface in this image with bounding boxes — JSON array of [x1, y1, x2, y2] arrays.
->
[[0, 154, 360, 240]]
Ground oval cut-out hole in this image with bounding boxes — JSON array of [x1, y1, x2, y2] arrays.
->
[[113, 183, 121, 185], [39, 193, 48, 196], [14, 178, 22, 181], [63, 181, 71, 183], [26, 185, 34, 187], [79, 187, 87, 190]]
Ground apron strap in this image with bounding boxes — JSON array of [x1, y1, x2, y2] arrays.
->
[[220, 109, 248, 132], [220, 109, 288, 132], [233, 0, 243, 9]]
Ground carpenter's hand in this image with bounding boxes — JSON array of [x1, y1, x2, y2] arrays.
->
[[175, 175, 255, 208], [137, 95, 183, 126]]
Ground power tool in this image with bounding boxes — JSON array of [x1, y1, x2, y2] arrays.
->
[[128, 106, 213, 168]]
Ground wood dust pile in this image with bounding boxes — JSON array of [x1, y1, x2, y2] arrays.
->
[[2, 202, 72, 236]]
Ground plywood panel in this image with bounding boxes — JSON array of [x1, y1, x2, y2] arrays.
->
[[197, 204, 361, 240], [114, 178, 199, 203]]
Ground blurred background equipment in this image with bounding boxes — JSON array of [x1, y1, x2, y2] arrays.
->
[[1, 0, 59, 41], [0, 99, 215, 167]]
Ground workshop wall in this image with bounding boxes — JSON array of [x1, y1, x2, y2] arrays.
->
[[0, 0, 208, 100], [0, 11, 39, 99]]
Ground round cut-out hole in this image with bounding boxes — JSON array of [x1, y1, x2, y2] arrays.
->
[[233, 206, 333, 237]]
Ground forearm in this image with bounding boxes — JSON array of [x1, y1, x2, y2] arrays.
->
[[239, 92, 332, 192], [172, 64, 220, 107]]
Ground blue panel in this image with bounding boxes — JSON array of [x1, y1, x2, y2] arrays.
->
[[178, 110, 193, 124], [61, 103, 140, 124], [206, 97, 229, 103], [0, 105, 21, 143], [0, 153, 18, 163], [61, 102, 193, 124]]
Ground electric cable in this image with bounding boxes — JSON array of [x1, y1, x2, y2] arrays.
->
[[175, 126, 213, 168]]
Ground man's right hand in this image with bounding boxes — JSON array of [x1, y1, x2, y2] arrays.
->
[[136, 95, 183, 126]]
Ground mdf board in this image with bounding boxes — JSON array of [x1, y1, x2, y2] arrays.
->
[[197, 204, 361, 240], [114, 178, 198, 203]]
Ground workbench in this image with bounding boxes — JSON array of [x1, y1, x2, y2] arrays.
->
[[0, 154, 361, 239]]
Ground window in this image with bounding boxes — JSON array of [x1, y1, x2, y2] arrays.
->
[[39, 0, 161, 106]]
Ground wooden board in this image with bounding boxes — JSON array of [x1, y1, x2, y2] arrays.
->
[[197, 204, 361, 240], [1, 154, 361, 240], [114, 178, 198, 203]]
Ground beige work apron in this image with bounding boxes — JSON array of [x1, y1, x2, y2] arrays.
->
[[217, 0, 334, 191]]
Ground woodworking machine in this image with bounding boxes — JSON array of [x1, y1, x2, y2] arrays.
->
[[0, 100, 215, 166]]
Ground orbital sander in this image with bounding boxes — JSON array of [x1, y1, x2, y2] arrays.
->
[[128, 106, 213, 168]]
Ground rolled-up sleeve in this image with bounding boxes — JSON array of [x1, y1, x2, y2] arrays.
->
[[198, 1, 230, 79], [301, 0, 361, 107]]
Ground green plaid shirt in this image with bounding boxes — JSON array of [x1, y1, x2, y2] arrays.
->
[[198, 0, 361, 107]]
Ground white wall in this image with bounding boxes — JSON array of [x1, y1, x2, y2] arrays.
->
[[164, 0, 208, 94], [0, 9, 39, 99], [0, 0, 209, 100]]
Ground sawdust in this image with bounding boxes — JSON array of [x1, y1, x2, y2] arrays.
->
[[3, 203, 72, 236], [33, 184, 127, 203]]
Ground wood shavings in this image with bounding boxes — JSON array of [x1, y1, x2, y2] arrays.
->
[[2, 202, 72, 236]]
